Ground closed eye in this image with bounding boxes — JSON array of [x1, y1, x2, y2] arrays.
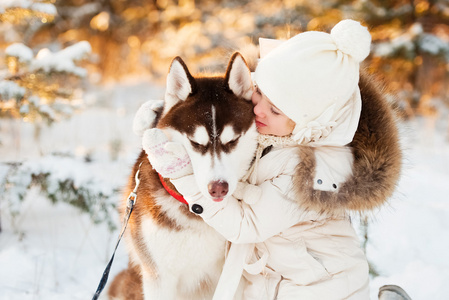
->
[[271, 107, 281, 115], [225, 135, 240, 146], [190, 140, 201, 147], [189, 139, 208, 152], [190, 126, 209, 151]]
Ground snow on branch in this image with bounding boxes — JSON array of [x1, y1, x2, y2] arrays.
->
[[1, 155, 120, 232], [0, 0, 57, 16], [373, 23, 449, 62], [1, 41, 91, 123], [0, 81, 26, 102], [5, 43, 34, 63], [31, 41, 92, 77]]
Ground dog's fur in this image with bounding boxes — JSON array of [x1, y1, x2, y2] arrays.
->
[[108, 53, 257, 300]]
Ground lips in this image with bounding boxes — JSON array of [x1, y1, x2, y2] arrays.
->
[[213, 198, 223, 202], [255, 120, 266, 128]]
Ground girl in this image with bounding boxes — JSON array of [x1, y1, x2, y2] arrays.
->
[[143, 20, 403, 299]]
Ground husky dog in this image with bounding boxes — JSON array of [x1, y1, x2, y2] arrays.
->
[[108, 53, 258, 300]]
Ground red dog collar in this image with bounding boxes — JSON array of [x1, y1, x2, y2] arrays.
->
[[158, 173, 188, 205]]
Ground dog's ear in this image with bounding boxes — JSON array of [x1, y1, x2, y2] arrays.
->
[[163, 57, 196, 115], [225, 52, 253, 100]]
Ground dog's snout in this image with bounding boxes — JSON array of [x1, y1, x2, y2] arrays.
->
[[208, 180, 229, 199]]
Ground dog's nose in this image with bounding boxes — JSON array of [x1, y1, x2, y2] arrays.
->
[[208, 180, 229, 199]]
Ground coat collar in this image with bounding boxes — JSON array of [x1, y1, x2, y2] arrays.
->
[[292, 73, 402, 214]]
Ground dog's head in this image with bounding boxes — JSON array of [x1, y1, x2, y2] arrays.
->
[[158, 52, 258, 202]]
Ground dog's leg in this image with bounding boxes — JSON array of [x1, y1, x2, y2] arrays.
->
[[108, 264, 143, 300]]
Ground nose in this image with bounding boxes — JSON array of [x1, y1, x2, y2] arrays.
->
[[253, 102, 265, 118], [208, 180, 229, 199]]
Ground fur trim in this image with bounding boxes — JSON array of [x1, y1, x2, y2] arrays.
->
[[292, 72, 402, 213]]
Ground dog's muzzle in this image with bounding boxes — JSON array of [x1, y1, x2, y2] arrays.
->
[[208, 180, 229, 202]]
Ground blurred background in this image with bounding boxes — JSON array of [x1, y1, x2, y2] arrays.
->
[[1, 1, 449, 299], [2, 0, 449, 118]]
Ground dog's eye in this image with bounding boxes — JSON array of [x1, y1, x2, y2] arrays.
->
[[189, 139, 208, 151], [226, 136, 240, 146], [190, 140, 201, 147]]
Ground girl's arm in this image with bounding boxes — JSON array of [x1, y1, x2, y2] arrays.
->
[[141, 127, 301, 243], [171, 174, 301, 244]]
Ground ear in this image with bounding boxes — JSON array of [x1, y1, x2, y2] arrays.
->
[[225, 52, 253, 100], [163, 57, 196, 115]]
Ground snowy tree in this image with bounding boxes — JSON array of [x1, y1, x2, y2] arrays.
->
[[3, 0, 448, 114], [1, 155, 119, 233], [0, 1, 91, 125], [0, 1, 114, 233], [353, 0, 449, 116], [1, 41, 91, 124]]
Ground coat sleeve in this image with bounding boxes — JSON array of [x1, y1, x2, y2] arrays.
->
[[170, 173, 303, 244]]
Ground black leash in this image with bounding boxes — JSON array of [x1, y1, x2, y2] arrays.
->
[[91, 163, 142, 300]]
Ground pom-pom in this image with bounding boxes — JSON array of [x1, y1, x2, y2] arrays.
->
[[331, 19, 371, 62]]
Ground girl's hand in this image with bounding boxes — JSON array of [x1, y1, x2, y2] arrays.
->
[[142, 128, 193, 179], [233, 182, 262, 205]]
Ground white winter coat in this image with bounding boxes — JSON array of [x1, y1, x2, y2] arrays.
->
[[172, 143, 369, 300]]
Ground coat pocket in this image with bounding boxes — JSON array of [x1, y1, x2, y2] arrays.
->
[[295, 238, 331, 285], [268, 236, 331, 285]]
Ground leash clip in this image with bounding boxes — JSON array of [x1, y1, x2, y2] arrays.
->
[[126, 162, 142, 211]]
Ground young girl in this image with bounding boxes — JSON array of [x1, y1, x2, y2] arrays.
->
[[143, 20, 402, 299]]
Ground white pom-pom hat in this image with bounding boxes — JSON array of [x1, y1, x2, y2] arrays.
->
[[254, 19, 371, 146]]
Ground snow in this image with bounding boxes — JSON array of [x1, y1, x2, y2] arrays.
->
[[1, 41, 92, 125], [5, 43, 34, 63], [366, 114, 449, 300], [1, 80, 449, 299], [373, 22, 449, 60], [0, 79, 163, 300], [0, 0, 57, 16], [32, 41, 92, 77], [420, 34, 449, 56], [0, 81, 26, 101], [0, 192, 125, 300]]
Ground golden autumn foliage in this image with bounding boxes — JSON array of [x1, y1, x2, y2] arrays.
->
[[1, 0, 449, 120]]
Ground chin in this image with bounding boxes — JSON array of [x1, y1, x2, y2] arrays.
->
[[257, 128, 270, 135]]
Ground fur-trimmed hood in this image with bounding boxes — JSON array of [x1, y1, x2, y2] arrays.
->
[[292, 73, 402, 214]]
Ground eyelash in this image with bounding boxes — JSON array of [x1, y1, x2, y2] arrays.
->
[[271, 107, 280, 115]]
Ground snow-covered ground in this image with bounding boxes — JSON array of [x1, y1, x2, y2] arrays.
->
[[1, 80, 448, 299], [367, 113, 449, 300]]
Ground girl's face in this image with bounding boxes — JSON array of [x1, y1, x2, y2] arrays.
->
[[251, 86, 296, 136]]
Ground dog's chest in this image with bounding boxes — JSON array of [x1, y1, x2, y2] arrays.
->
[[139, 212, 226, 272]]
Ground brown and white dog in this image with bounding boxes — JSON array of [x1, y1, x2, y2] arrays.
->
[[108, 53, 258, 300]]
